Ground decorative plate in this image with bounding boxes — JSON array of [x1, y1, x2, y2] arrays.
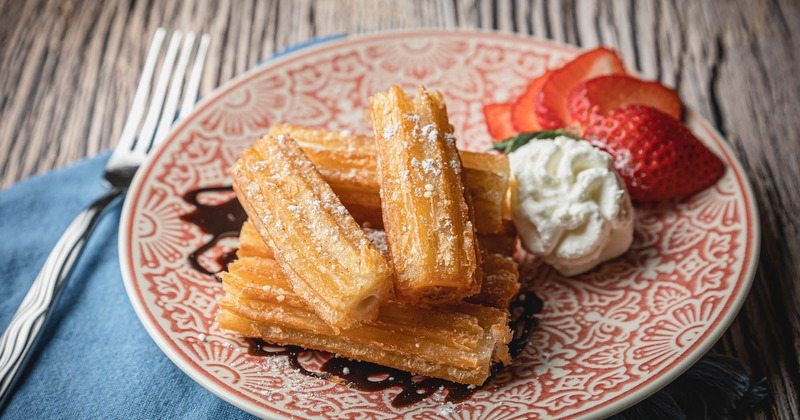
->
[[119, 30, 759, 419]]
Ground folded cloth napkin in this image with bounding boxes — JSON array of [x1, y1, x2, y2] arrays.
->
[[0, 35, 765, 420]]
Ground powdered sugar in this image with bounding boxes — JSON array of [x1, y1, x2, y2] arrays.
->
[[382, 123, 398, 141], [246, 182, 260, 197], [361, 227, 388, 258], [405, 114, 420, 123], [420, 123, 439, 143], [421, 158, 441, 175]]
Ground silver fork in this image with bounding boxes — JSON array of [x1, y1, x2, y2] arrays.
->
[[0, 28, 210, 405]]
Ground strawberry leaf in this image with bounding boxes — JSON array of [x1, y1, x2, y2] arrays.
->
[[490, 129, 578, 154]]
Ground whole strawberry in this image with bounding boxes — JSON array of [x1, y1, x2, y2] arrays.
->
[[583, 104, 725, 202]]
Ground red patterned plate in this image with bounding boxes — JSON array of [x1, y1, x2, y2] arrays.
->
[[119, 30, 759, 419]]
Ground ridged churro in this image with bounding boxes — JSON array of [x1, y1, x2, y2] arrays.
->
[[466, 252, 520, 309], [477, 227, 519, 256], [269, 125, 381, 210], [238, 219, 519, 310], [269, 124, 510, 235], [230, 134, 392, 330], [237, 218, 274, 259], [369, 86, 481, 304], [460, 150, 512, 231], [217, 254, 512, 385]]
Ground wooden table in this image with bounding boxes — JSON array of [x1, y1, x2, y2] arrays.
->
[[1, 1, 797, 418]]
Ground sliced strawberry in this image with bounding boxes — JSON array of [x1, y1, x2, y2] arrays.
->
[[535, 47, 626, 129], [483, 103, 518, 141], [511, 70, 551, 132], [583, 104, 725, 202], [567, 75, 681, 129]]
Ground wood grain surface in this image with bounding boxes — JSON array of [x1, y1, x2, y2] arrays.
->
[[0, 0, 798, 418]]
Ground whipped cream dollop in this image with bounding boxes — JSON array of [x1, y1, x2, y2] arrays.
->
[[508, 136, 634, 276]]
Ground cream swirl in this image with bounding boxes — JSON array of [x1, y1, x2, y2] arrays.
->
[[508, 136, 634, 276]]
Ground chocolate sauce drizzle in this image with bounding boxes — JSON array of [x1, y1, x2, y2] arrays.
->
[[181, 186, 543, 408], [180, 186, 246, 276]]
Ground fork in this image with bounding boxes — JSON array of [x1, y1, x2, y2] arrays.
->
[[0, 28, 210, 406]]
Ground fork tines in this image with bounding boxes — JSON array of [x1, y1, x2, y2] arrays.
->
[[114, 28, 210, 163]]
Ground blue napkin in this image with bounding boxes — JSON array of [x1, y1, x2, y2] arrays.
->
[[0, 152, 255, 419]]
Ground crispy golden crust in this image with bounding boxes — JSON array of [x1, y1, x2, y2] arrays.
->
[[459, 150, 511, 233], [477, 224, 519, 256], [269, 125, 380, 210], [466, 252, 520, 309], [239, 218, 518, 309], [269, 124, 511, 235], [217, 254, 512, 385], [237, 219, 274, 259], [369, 86, 480, 305], [230, 134, 392, 330]]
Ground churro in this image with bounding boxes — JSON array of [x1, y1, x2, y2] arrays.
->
[[269, 124, 510, 235], [230, 134, 392, 329], [217, 254, 511, 385], [238, 219, 519, 310], [467, 252, 520, 309], [369, 86, 480, 304]]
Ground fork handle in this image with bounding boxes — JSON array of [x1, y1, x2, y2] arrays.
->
[[0, 187, 124, 407]]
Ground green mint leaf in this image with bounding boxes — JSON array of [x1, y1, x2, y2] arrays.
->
[[489, 129, 579, 154]]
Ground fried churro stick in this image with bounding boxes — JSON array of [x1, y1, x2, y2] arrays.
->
[[270, 125, 382, 210], [460, 150, 512, 228], [369, 86, 480, 304], [217, 255, 512, 385], [354, 222, 519, 309], [477, 226, 518, 256], [238, 219, 519, 309], [269, 124, 511, 234], [230, 134, 392, 330], [466, 252, 520, 309], [238, 218, 274, 259]]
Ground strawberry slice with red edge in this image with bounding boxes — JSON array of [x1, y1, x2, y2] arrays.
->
[[483, 103, 518, 141], [535, 47, 626, 129], [511, 70, 551, 132], [583, 104, 725, 202], [567, 75, 682, 130]]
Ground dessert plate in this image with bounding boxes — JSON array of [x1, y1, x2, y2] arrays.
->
[[119, 30, 759, 419]]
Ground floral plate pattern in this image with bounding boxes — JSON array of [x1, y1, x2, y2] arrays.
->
[[119, 30, 759, 419]]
